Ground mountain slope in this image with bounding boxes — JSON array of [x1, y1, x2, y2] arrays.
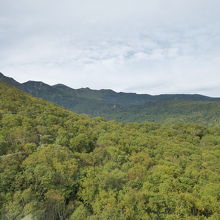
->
[[1, 72, 220, 107], [0, 81, 220, 219], [1, 72, 220, 125], [0, 73, 121, 115], [0, 72, 25, 90], [102, 100, 220, 125]]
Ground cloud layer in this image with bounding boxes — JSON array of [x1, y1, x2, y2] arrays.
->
[[1, 0, 220, 96]]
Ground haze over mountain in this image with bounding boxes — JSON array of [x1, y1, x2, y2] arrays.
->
[[1, 72, 220, 125]]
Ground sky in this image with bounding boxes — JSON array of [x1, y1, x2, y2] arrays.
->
[[1, 0, 220, 96]]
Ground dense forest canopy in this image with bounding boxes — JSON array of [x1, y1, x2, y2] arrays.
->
[[0, 81, 220, 219], [103, 100, 220, 125]]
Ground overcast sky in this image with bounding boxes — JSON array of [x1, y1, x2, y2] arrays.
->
[[1, 0, 220, 96]]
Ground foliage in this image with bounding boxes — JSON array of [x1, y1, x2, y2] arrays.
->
[[0, 81, 220, 219], [103, 100, 220, 125]]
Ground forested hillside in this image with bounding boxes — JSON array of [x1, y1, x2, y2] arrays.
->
[[1, 72, 220, 125], [0, 81, 220, 219], [102, 100, 220, 125]]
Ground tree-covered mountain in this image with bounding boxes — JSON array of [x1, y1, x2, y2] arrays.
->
[[0, 81, 220, 219], [1, 72, 220, 125], [102, 100, 220, 125]]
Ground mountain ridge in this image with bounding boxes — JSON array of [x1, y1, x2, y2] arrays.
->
[[1, 72, 220, 124], [1, 72, 220, 103]]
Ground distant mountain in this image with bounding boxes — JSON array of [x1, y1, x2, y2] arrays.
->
[[1, 72, 220, 124], [102, 100, 220, 125], [0, 73, 123, 115], [0, 72, 25, 90]]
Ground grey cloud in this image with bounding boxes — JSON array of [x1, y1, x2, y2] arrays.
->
[[1, 0, 220, 96]]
